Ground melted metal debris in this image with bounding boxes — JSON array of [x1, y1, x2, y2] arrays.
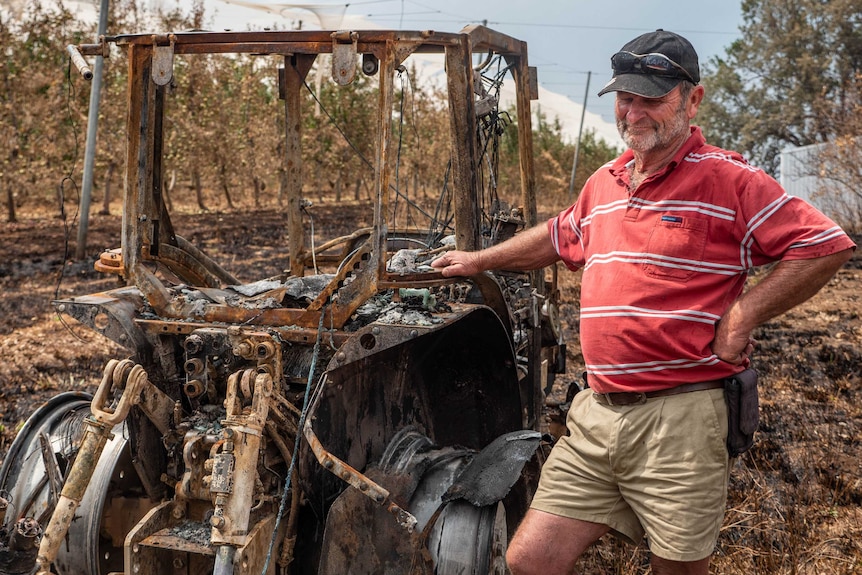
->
[[187, 297, 208, 317], [386, 249, 435, 275], [376, 302, 443, 326], [283, 274, 335, 300], [228, 279, 283, 297], [235, 297, 280, 310], [157, 275, 339, 314], [353, 293, 393, 318], [186, 405, 226, 433], [167, 520, 212, 548]]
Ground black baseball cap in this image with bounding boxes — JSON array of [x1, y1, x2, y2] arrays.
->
[[597, 29, 700, 98]]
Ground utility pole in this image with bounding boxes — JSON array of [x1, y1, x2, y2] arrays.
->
[[75, 0, 109, 260], [567, 71, 591, 204]]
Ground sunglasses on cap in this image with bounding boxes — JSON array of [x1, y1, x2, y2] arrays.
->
[[611, 51, 697, 84]]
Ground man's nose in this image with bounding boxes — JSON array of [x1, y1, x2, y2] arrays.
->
[[623, 99, 648, 122]]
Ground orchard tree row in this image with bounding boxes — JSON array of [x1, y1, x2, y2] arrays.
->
[[0, 0, 619, 225]]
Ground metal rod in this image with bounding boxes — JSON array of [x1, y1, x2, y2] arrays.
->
[[65, 45, 93, 80], [568, 71, 591, 203], [75, 0, 109, 260]]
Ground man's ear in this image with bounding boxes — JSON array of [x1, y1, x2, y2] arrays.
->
[[688, 85, 705, 119]]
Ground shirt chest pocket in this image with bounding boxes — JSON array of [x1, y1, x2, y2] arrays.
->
[[642, 216, 708, 282]]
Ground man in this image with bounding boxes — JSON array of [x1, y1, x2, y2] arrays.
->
[[431, 29, 855, 575]]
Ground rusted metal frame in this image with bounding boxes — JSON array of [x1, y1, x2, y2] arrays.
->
[[113, 29, 461, 51], [122, 43, 178, 311], [174, 235, 240, 286], [285, 54, 316, 278], [296, 227, 372, 267], [77, 41, 109, 58], [299, 239, 374, 319], [378, 273, 451, 288], [122, 42, 152, 278], [164, 298, 307, 325], [327, 314, 443, 368], [143, 243, 225, 288], [446, 36, 482, 251], [149, 81, 177, 258], [460, 24, 527, 57], [292, 39, 401, 328], [211, 369, 273, 550], [303, 428, 417, 532], [132, 264, 181, 317], [507, 49, 538, 229], [373, 40, 397, 281], [302, 372, 418, 533], [54, 290, 150, 353], [507, 48, 545, 428], [314, 39, 425, 328], [134, 318, 352, 347]]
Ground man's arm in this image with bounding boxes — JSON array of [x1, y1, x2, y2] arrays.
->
[[431, 224, 560, 277], [712, 248, 854, 365]]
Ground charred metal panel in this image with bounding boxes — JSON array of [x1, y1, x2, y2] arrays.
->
[[299, 307, 521, 512]]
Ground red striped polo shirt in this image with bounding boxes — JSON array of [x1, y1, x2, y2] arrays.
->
[[548, 126, 856, 394]]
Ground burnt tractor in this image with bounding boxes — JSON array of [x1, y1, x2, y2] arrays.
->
[[0, 26, 566, 575]]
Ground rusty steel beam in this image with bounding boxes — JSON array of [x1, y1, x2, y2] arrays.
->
[[285, 54, 315, 278], [372, 41, 396, 276], [508, 50, 538, 229], [112, 30, 460, 52], [446, 37, 481, 251], [506, 48, 546, 428], [122, 42, 152, 278], [460, 24, 528, 56], [303, 417, 417, 534]]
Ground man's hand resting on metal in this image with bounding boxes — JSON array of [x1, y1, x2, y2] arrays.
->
[[431, 250, 483, 277]]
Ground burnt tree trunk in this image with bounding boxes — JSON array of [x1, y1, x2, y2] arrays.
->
[[5, 184, 16, 223], [253, 176, 263, 208], [193, 170, 207, 212], [219, 164, 235, 209], [99, 161, 116, 215]]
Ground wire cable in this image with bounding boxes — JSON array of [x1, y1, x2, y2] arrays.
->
[[260, 302, 329, 575]]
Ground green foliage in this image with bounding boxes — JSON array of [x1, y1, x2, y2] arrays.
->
[[698, 0, 862, 174], [499, 105, 620, 213]]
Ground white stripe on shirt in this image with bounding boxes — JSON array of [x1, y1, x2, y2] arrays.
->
[[584, 251, 746, 275], [580, 305, 721, 324], [587, 354, 722, 376]]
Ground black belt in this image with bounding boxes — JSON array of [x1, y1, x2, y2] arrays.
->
[[592, 379, 726, 406]]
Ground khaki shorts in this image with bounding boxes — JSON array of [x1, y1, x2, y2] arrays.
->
[[531, 387, 730, 562]]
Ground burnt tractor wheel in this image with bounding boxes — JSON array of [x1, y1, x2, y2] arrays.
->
[[317, 427, 513, 574], [381, 428, 509, 575], [0, 392, 149, 575]]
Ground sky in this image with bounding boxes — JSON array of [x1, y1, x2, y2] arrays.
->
[[68, 0, 745, 146]]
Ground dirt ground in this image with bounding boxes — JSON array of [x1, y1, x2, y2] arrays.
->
[[1, 206, 860, 573]]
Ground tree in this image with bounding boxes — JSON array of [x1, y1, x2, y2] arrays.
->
[[698, 0, 862, 175], [0, 1, 90, 222], [498, 105, 620, 214]]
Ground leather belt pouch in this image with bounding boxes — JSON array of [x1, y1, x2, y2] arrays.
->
[[724, 368, 759, 457]]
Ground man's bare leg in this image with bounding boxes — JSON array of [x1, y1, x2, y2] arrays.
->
[[650, 555, 710, 575], [505, 509, 610, 575]]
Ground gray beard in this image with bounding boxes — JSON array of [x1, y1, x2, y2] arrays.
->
[[617, 112, 689, 153]]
